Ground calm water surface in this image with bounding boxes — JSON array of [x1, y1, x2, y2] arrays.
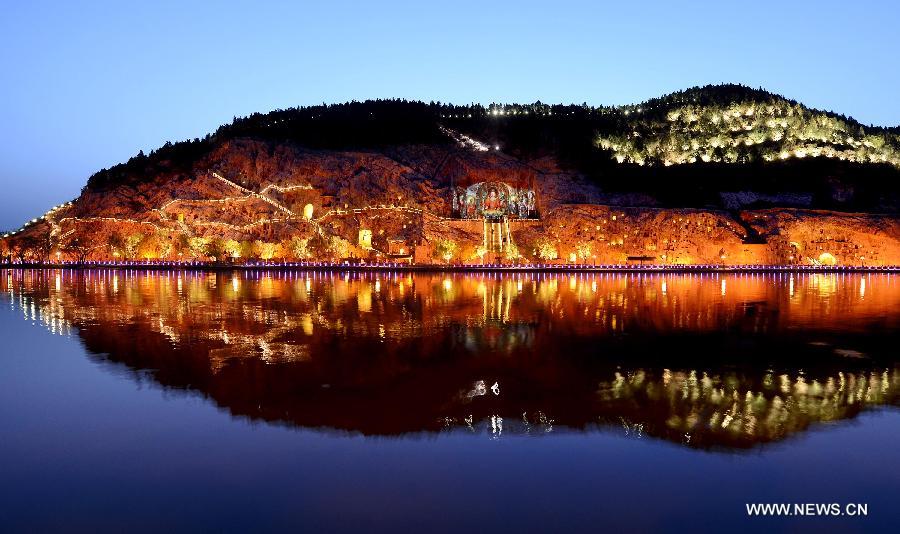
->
[[1, 269, 898, 532]]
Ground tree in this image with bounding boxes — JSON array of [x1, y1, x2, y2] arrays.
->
[[473, 245, 488, 264], [62, 235, 93, 263], [253, 240, 277, 260], [124, 233, 144, 259], [188, 237, 209, 259], [504, 243, 521, 262], [171, 233, 190, 259], [532, 237, 558, 261], [576, 242, 592, 262], [204, 238, 226, 261], [240, 240, 255, 259], [329, 237, 351, 260], [307, 233, 331, 259], [287, 236, 309, 259], [16, 234, 43, 263], [108, 232, 126, 258], [138, 233, 161, 259], [10, 240, 26, 263], [159, 239, 173, 258], [223, 239, 241, 259], [432, 239, 457, 263], [35, 232, 53, 262]]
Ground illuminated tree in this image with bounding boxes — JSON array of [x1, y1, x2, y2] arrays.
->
[[15, 234, 49, 262], [531, 237, 558, 260], [288, 236, 310, 259], [307, 233, 331, 259], [62, 235, 93, 263], [274, 242, 288, 260], [223, 239, 242, 259], [171, 233, 190, 259], [253, 240, 277, 260], [473, 245, 488, 264], [204, 238, 226, 261], [158, 237, 173, 259], [107, 232, 125, 258], [138, 234, 161, 259], [576, 242, 592, 261], [329, 237, 351, 259], [432, 239, 457, 263], [11, 241, 29, 263], [33, 232, 54, 262], [504, 243, 521, 262], [188, 237, 209, 259], [240, 240, 255, 259], [124, 233, 144, 259]]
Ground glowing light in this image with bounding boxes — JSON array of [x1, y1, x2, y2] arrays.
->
[[818, 252, 837, 266]]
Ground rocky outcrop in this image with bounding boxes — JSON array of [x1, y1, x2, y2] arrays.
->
[[2, 137, 899, 266]]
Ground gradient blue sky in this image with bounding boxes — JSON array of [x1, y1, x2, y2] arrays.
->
[[1, 0, 898, 229]]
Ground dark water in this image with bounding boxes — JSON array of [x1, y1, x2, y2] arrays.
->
[[1, 269, 898, 532]]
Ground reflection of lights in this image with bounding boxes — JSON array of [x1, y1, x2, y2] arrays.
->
[[721, 279, 726, 296], [860, 277, 865, 299], [490, 415, 503, 438], [443, 278, 452, 291]]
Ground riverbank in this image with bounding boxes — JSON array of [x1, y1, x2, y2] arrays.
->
[[2, 261, 898, 273]]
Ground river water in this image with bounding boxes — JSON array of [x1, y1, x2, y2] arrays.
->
[[1, 269, 898, 532]]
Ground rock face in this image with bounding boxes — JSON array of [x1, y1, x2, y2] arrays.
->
[[2, 137, 899, 266]]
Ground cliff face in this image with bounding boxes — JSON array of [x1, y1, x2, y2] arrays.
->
[[2, 136, 899, 265]]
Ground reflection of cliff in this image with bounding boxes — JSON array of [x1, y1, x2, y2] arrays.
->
[[3, 269, 898, 449]]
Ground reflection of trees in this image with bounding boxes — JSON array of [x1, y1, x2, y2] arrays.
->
[[2, 269, 898, 449], [596, 368, 900, 449]]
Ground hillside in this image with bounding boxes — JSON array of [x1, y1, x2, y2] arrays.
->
[[2, 84, 900, 266]]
